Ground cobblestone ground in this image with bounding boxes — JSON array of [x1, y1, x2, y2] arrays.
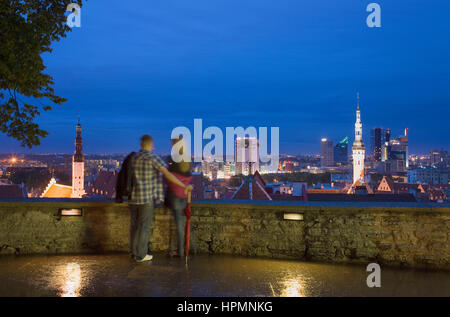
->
[[0, 253, 449, 297]]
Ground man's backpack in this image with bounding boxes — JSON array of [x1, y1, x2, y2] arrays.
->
[[115, 152, 136, 203]]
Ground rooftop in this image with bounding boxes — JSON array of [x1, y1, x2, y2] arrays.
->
[[0, 253, 449, 297], [0, 184, 26, 199]]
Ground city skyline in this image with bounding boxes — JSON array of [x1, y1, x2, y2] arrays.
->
[[0, 0, 449, 155], [0, 112, 444, 156]]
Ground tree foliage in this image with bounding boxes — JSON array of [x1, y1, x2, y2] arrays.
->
[[8, 167, 51, 190], [0, 0, 82, 147]]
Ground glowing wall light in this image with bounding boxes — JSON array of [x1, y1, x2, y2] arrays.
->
[[283, 213, 304, 221], [59, 208, 82, 216]]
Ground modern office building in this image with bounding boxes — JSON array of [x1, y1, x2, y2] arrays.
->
[[385, 129, 391, 143], [320, 138, 334, 167], [223, 162, 235, 178], [381, 129, 409, 173], [381, 129, 391, 161], [334, 137, 348, 166], [235, 137, 259, 176], [430, 149, 449, 168], [370, 128, 384, 162], [388, 139, 407, 172], [398, 128, 409, 168]]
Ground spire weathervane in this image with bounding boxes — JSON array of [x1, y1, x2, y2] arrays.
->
[[357, 92, 360, 110]]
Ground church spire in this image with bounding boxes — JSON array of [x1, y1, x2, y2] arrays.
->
[[352, 93, 365, 185], [71, 115, 85, 198], [74, 117, 83, 163], [353, 93, 364, 147]]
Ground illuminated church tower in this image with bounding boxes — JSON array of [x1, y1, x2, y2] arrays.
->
[[352, 93, 365, 184], [71, 117, 85, 198]]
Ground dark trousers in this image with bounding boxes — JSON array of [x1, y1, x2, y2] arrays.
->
[[129, 203, 154, 260], [167, 191, 195, 257]]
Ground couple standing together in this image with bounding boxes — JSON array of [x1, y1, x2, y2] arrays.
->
[[117, 134, 194, 262]]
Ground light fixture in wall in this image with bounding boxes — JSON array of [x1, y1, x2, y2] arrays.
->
[[59, 208, 83, 216], [283, 213, 304, 221]]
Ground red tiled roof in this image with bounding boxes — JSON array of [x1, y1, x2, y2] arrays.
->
[[223, 190, 235, 200], [89, 170, 117, 198], [231, 172, 272, 201], [307, 188, 342, 194], [271, 193, 303, 201], [376, 176, 423, 194], [0, 179, 13, 185], [252, 170, 266, 187], [0, 184, 26, 198], [307, 193, 417, 202], [347, 180, 374, 194], [41, 180, 73, 198], [393, 183, 420, 192]]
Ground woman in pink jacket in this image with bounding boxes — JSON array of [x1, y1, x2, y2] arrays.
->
[[166, 137, 195, 257]]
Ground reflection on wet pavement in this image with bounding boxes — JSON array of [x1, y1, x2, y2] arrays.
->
[[59, 263, 81, 297], [0, 253, 449, 297], [279, 278, 305, 297]]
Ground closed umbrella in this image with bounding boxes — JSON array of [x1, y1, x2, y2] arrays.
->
[[184, 192, 192, 265]]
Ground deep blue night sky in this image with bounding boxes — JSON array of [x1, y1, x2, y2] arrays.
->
[[1, 0, 449, 155]]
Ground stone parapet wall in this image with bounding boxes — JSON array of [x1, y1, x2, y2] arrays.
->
[[0, 200, 448, 269]]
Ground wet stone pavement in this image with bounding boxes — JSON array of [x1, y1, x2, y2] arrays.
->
[[0, 253, 449, 297]]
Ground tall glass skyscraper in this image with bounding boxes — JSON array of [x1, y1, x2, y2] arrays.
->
[[370, 128, 384, 162], [320, 138, 334, 167], [334, 137, 349, 166], [235, 137, 259, 175]]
